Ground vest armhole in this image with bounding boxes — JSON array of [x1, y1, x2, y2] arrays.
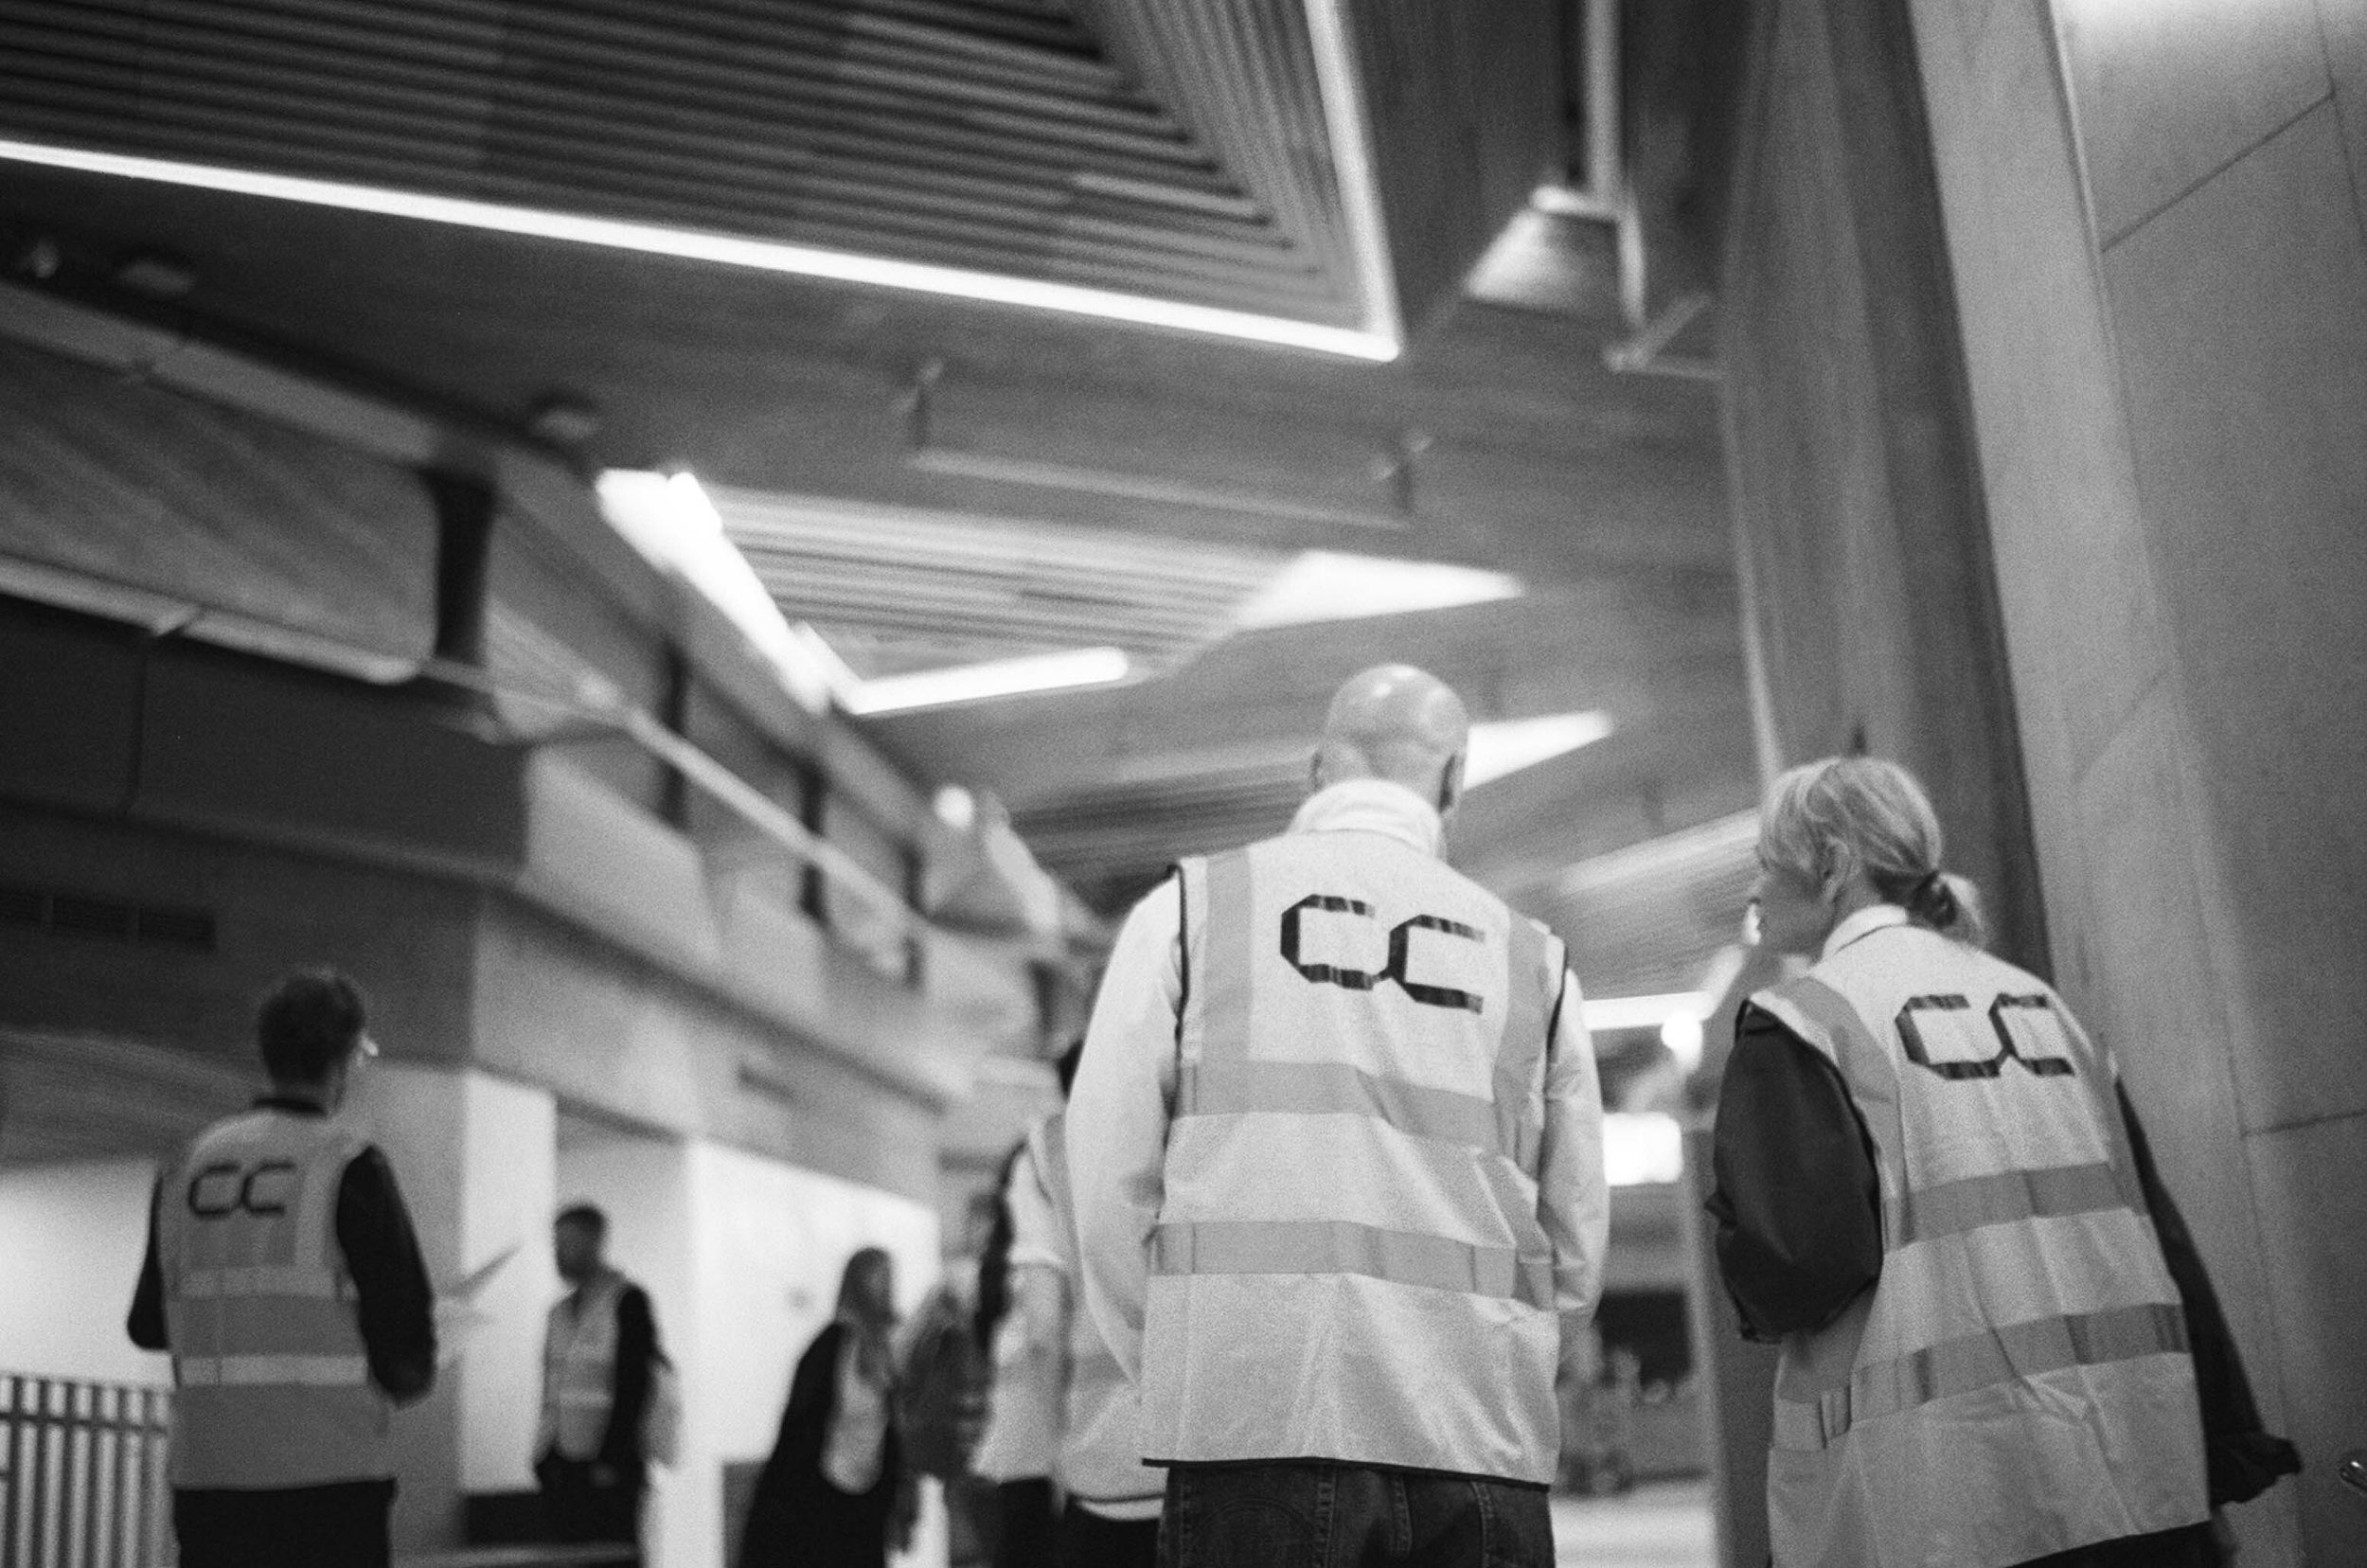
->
[[1542, 935, 1569, 1060], [1169, 864, 1189, 1066]]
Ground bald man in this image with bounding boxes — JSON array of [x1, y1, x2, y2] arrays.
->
[[1067, 665, 1608, 1568]]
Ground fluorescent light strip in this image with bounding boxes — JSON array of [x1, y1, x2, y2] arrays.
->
[[842, 647, 1132, 716], [1579, 992, 1710, 1033], [0, 137, 1401, 362]]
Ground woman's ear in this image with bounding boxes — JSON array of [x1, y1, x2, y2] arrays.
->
[[1821, 845, 1857, 905]]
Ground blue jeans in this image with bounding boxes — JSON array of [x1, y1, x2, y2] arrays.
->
[[1158, 1463, 1553, 1568]]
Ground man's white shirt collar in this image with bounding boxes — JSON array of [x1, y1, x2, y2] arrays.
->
[[1288, 778, 1444, 857], [1822, 902, 1911, 961]]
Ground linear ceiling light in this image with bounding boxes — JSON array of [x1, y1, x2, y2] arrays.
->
[[840, 648, 1132, 716], [1232, 551, 1523, 630], [596, 469, 845, 714], [0, 137, 1400, 362], [1579, 991, 1711, 1035], [1462, 711, 1615, 788]]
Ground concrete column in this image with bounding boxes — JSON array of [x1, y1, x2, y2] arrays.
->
[[0, 1158, 169, 1386], [350, 1062, 558, 1551]]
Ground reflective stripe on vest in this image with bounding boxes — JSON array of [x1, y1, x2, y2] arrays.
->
[[541, 1274, 625, 1459], [1148, 834, 1566, 1481], [1149, 1219, 1555, 1308], [1749, 925, 2206, 1568], [157, 1109, 389, 1488], [176, 1353, 371, 1387]]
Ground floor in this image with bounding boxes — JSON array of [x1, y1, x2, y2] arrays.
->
[[1552, 1480, 1717, 1568]]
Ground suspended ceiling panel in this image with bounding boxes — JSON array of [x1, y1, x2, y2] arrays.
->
[[711, 486, 1286, 677], [0, 0, 1404, 329]]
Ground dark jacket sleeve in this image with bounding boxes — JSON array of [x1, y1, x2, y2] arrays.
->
[[126, 1178, 169, 1350], [599, 1284, 658, 1467], [337, 1147, 437, 1403], [738, 1324, 846, 1568], [2119, 1086, 2303, 1506], [1706, 1003, 1884, 1342]]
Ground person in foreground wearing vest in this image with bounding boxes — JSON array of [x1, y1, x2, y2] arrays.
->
[[126, 968, 436, 1568], [1068, 664, 1610, 1568], [1010, 1040, 1166, 1565], [1708, 757, 2299, 1568], [537, 1202, 662, 1558]]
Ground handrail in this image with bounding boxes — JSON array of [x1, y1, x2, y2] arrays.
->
[[0, 1372, 171, 1568], [0, 550, 927, 944]]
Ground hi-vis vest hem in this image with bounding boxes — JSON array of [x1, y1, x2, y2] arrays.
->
[[1145, 833, 1567, 1483], [158, 1109, 391, 1489], [1751, 925, 2207, 1568]]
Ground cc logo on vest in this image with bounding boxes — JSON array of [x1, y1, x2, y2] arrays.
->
[[1895, 993, 2077, 1082], [187, 1159, 301, 1219], [1278, 895, 1486, 1014]]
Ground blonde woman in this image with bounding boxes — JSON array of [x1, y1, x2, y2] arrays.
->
[[1707, 757, 2294, 1568], [739, 1249, 915, 1568]]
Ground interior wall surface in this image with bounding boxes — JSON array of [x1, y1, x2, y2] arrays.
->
[[0, 1157, 169, 1386], [1898, 0, 2367, 1559], [1722, 1, 2367, 1562], [1718, 1, 2050, 973], [681, 1139, 944, 1568]]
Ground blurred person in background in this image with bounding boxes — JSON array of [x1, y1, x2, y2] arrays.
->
[[739, 1247, 916, 1568], [970, 1092, 1066, 1566], [536, 1202, 663, 1560], [1708, 756, 2297, 1568], [1068, 664, 1608, 1568], [127, 968, 436, 1568], [1011, 1041, 1164, 1565]]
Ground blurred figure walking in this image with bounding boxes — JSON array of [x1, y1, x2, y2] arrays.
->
[[1069, 665, 1609, 1568], [1709, 756, 2297, 1567], [739, 1248, 915, 1568], [536, 1202, 663, 1559], [1009, 1042, 1164, 1565], [970, 1135, 1062, 1568], [126, 968, 436, 1568]]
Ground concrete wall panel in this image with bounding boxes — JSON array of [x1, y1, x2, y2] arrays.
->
[[2102, 103, 2367, 1134], [2245, 1112, 2367, 1556], [2053, 0, 2332, 243], [2323, 0, 2367, 221]]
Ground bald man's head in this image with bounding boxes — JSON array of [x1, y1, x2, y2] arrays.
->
[[1313, 665, 1471, 811]]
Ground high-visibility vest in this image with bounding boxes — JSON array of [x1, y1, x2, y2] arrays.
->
[[157, 1109, 390, 1488], [1032, 1112, 1164, 1514], [540, 1274, 627, 1460], [1750, 922, 2208, 1568], [1146, 831, 1567, 1482]]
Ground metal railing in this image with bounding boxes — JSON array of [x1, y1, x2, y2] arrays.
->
[[0, 1375, 171, 1568]]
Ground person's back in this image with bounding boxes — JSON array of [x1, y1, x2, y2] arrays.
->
[[1148, 824, 1569, 1475], [1756, 918, 2202, 1565], [1707, 756, 2295, 1568], [1067, 664, 1608, 1568], [128, 968, 435, 1568]]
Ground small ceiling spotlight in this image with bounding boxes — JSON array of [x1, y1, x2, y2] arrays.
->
[[526, 393, 603, 446], [112, 247, 197, 299], [13, 234, 62, 280]]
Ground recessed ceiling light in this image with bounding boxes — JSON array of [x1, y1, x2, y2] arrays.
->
[[1462, 711, 1614, 787], [1232, 551, 1523, 630], [0, 136, 1400, 361]]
